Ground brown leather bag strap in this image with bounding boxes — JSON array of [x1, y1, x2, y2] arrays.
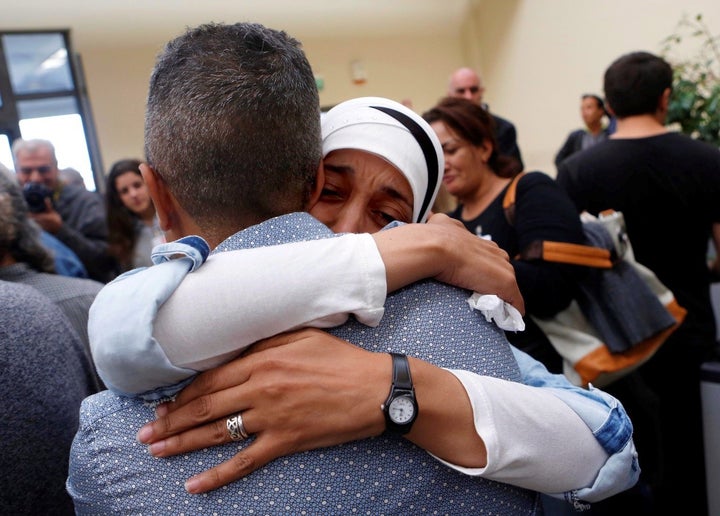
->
[[519, 240, 613, 268], [502, 172, 525, 226], [503, 172, 613, 269]]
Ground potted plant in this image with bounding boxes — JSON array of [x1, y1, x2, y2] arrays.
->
[[660, 13, 720, 147]]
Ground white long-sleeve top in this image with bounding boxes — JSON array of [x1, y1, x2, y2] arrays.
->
[[90, 230, 633, 503]]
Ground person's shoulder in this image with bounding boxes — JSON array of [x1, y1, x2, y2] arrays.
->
[[60, 183, 103, 206], [58, 182, 83, 200], [217, 212, 333, 251], [519, 170, 555, 186], [515, 171, 567, 205], [40, 272, 104, 298], [491, 112, 516, 130], [0, 279, 44, 305], [556, 146, 602, 188], [560, 142, 605, 171], [665, 132, 720, 156], [0, 279, 91, 363]]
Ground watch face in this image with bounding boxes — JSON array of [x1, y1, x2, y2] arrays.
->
[[389, 395, 415, 424]]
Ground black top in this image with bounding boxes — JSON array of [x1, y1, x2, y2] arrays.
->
[[449, 171, 587, 370]]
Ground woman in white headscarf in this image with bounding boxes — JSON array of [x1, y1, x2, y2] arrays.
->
[[317, 96, 442, 228], [91, 97, 636, 507]]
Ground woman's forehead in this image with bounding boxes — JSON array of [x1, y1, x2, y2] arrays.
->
[[325, 149, 412, 196]]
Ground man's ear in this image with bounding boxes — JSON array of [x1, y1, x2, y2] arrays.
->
[[306, 161, 325, 210], [658, 87, 671, 118], [140, 163, 174, 232]]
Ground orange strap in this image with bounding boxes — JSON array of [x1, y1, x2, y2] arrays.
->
[[502, 172, 525, 210], [519, 241, 613, 268], [503, 172, 612, 269]]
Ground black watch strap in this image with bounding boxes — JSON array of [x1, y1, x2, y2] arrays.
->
[[390, 352, 412, 390], [382, 353, 418, 434]]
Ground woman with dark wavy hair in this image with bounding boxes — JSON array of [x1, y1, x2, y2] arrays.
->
[[423, 97, 587, 373], [105, 158, 164, 273]]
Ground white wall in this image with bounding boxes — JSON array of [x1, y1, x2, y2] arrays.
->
[[304, 34, 463, 112], [81, 45, 160, 173], [79, 33, 466, 172]]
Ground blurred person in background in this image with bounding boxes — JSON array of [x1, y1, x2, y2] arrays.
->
[[105, 158, 164, 273], [557, 50, 720, 515], [12, 138, 115, 282], [447, 67, 523, 172], [0, 280, 99, 515], [424, 96, 586, 373], [0, 162, 87, 278], [554, 94, 611, 171], [0, 170, 103, 389]]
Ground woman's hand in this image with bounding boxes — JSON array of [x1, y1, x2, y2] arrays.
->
[[136, 328, 388, 494], [427, 214, 523, 311]]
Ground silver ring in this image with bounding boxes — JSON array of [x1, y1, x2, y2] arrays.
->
[[226, 412, 249, 441]]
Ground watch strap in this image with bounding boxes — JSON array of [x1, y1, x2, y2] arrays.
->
[[383, 353, 418, 434], [390, 352, 413, 390]]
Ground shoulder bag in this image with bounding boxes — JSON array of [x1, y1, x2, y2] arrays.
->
[[503, 172, 687, 387]]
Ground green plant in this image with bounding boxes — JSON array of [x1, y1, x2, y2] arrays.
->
[[660, 13, 720, 147]]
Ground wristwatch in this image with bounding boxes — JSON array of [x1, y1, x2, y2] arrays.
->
[[381, 353, 418, 434]]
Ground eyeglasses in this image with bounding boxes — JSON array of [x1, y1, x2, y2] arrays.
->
[[455, 86, 481, 94], [19, 165, 53, 175]]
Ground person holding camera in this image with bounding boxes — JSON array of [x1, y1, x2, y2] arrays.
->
[[12, 138, 115, 283]]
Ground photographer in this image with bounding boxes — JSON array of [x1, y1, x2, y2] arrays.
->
[[12, 138, 115, 283]]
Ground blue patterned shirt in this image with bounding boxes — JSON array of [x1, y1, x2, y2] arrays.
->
[[69, 212, 541, 514]]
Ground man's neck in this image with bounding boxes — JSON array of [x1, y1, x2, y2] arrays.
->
[[611, 114, 667, 139], [585, 120, 603, 135], [181, 215, 275, 251]]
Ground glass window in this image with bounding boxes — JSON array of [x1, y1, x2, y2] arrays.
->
[[3, 33, 74, 94], [18, 110, 95, 191], [0, 133, 13, 172], [0, 30, 102, 192]]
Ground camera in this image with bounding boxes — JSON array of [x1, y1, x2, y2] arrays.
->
[[23, 182, 53, 213]]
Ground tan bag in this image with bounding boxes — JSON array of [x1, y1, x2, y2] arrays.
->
[[504, 173, 687, 387]]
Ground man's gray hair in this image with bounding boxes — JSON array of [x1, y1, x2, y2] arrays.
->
[[144, 22, 322, 231], [11, 138, 58, 166]]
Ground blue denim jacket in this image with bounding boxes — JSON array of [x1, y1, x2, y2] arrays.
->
[[89, 235, 210, 401], [88, 226, 638, 507]]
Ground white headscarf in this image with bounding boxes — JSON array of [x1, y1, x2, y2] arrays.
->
[[321, 97, 444, 223]]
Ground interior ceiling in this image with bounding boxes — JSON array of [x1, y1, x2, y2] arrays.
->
[[3, 0, 472, 49]]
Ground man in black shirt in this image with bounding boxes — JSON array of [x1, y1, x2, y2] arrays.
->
[[557, 51, 720, 515]]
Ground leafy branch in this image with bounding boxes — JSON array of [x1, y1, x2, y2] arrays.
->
[[660, 13, 720, 147]]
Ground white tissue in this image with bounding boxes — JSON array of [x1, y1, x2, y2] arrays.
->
[[467, 293, 526, 332]]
